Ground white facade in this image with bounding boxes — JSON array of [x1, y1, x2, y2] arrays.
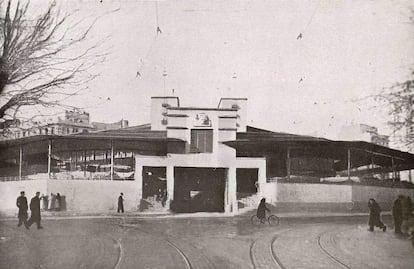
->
[[134, 96, 266, 214]]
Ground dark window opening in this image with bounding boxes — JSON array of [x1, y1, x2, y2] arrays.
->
[[191, 129, 213, 153]]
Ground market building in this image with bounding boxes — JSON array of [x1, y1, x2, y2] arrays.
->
[[1, 96, 414, 215]]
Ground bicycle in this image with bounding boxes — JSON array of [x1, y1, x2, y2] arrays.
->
[[250, 214, 280, 226]]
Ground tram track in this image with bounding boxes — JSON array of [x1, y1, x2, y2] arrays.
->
[[316, 227, 353, 269], [249, 228, 291, 269], [118, 222, 198, 269], [270, 234, 286, 269], [268, 225, 354, 269]]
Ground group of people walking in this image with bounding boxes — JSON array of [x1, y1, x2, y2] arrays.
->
[[367, 195, 413, 236], [392, 195, 413, 235], [16, 191, 43, 230]]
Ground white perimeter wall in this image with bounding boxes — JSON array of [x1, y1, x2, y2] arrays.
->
[[0, 179, 47, 215], [269, 182, 414, 210], [0, 180, 140, 215], [352, 185, 414, 206], [275, 183, 352, 203], [48, 180, 140, 212]]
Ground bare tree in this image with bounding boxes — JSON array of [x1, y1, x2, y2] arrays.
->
[[371, 9, 414, 152], [0, 0, 107, 134], [373, 78, 414, 151]]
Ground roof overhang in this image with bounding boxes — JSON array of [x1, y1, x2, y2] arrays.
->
[[0, 135, 185, 160]]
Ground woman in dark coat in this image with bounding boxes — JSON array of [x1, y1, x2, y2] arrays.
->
[[257, 198, 270, 223], [368, 198, 386, 232]]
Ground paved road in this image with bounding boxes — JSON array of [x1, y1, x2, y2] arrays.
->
[[0, 216, 412, 269]]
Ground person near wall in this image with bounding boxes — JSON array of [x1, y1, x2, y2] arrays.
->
[[118, 193, 124, 213], [401, 196, 414, 237], [27, 192, 43, 229], [392, 195, 404, 234], [257, 198, 271, 224], [40, 194, 49, 211], [16, 191, 29, 229], [55, 193, 61, 211], [368, 198, 386, 232]]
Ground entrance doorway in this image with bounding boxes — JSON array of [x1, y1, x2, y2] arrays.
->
[[236, 168, 258, 208], [172, 167, 226, 213], [141, 166, 167, 211]]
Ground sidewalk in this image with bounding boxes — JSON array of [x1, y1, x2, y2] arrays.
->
[[1, 209, 390, 221]]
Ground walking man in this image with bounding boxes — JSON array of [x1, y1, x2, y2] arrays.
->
[[28, 192, 43, 229], [16, 191, 29, 229], [118, 193, 124, 213], [392, 195, 404, 234]]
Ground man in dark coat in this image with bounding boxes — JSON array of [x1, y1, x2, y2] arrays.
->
[[368, 198, 386, 232], [16, 191, 29, 229], [392, 195, 404, 234], [28, 192, 43, 229], [117, 193, 124, 213]]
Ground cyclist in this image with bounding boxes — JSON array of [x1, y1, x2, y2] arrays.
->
[[257, 198, 271, 224]]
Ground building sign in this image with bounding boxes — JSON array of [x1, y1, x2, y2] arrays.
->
[[193, 113, 211, 127]]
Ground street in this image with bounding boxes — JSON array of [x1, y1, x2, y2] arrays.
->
[[0, 215, 413, 269]]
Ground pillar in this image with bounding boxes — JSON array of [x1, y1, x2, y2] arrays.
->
[[225, 167, 237, 214], [19, 146, 23, 180], [110, 140, 114, 181], [347, 148, 351, 180], [47, 140, 52, 178], [257, 160, 267, 198], [286, 147, 291, 180], [166, 165, 174, 210], [135, 164, 143, 210]]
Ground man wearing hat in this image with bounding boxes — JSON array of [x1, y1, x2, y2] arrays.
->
[[28, 192, 43, 229], [16, 191, 29, 229]]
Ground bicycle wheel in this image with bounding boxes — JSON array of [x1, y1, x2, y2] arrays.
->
[[250, 215, 261, 225], [268, 215, 280, 226]]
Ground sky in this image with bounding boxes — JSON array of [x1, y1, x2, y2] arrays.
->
[[28, 0, 414, 141]]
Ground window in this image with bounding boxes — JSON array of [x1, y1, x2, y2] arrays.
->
[[191, 129, 213, 153]]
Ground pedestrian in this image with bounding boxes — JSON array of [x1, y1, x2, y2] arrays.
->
[[368, 198, 386, 232], [27, 192, 43, 229], [16, 191, 29, 229], [392, 195, 404, 234], [118, 193, 124, 213], [55, 193, 61, 211], [257, 198, 270, 224], [401, 196, 414, 236]]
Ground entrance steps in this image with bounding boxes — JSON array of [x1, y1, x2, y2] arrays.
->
[[237, 193, 259, 215], [141, 196, 168, 212]]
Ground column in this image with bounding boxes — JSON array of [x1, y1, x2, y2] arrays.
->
[[391, 157, 395, 181], [257, 160, 267, 198], [19, 146, 23, 180], [135, 164, 143, 210], [110, 140, 114, 181], [347, 148, 351, 180], [286, 147, 291, 180], [225, 167, 237, 214], [166, 165, 174, 210], [83, 151, 87, 178], [47, 140, 52, 178]]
